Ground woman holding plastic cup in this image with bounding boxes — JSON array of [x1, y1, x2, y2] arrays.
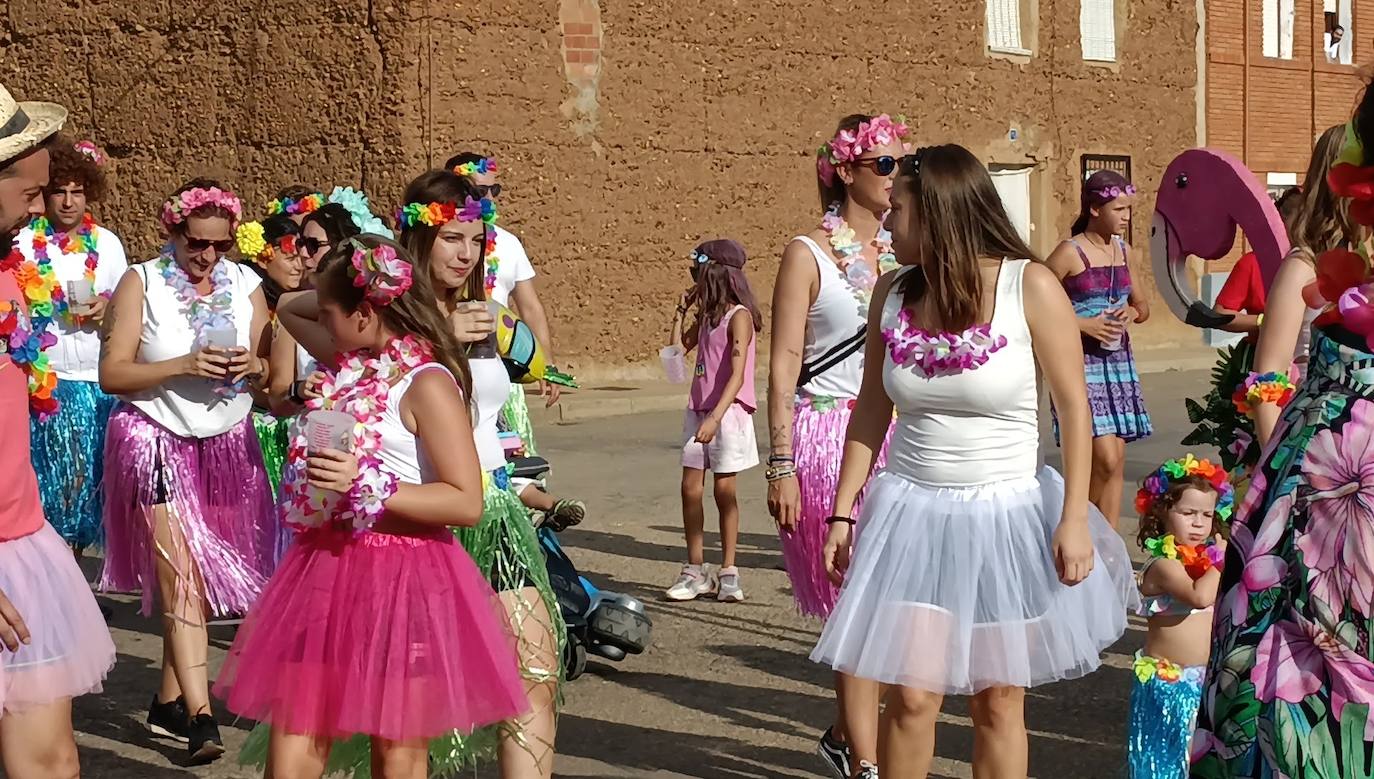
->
[[16, 137, 128, 556], [98, 178, 276, 763], [1046, 170, 1153, 529]]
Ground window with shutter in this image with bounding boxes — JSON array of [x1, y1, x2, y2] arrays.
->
[[986, 0, 1024, 52], [1080, 0, 1116, 61], [1263, 0, 1295, 59]]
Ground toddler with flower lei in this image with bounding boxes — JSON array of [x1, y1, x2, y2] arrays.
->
[[1127, 454, 1231, 779], [214, 234, 525, 776]]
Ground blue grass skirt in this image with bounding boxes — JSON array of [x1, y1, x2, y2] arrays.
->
[[1127, 651, 1203, 779], [29, 379, 118, 549]]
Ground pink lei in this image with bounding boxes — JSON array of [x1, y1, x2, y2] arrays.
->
[[882, 307, 1007, 378]]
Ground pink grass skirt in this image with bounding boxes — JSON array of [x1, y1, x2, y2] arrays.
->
[[214, 526, 527, 742], [780, 399, 891, 619], [99, 405, 278, 617], [0, 523, 115, 714]]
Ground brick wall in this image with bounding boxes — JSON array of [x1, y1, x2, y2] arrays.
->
[[3, 0, 1199, 374]]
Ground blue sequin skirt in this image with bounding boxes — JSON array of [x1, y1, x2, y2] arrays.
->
[[1128, 651, 1203, 779], [28, 379, 117, 549]]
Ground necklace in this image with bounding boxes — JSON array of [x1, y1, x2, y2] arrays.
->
[[482, 229, 500, 297], [882, 307, 1007, 378], [2, 235, 65, 419], [821, 203, 896, 308], [157, 249, 239, 398], [1144, 533, 1224, 579], [281, 334, 434, 533], [32, 214, 98, 326]]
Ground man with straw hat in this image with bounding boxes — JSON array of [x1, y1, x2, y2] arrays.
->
[[0, 82, 114, 778]]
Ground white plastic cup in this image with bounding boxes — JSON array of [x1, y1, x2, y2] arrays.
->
[[661, 345, 688, 384], [1102, 306, 1125, 352], [304, 410, 355, 454], [205, 327, 238, 349], [66, 279, 95, 314]]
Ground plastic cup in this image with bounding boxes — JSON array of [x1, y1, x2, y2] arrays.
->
[[205, 327, 238, 349], [304, 410, 355, 454], [1102, 306, 1126, 352], [661, 345, 688, 384], [66, 279, 95, 315]]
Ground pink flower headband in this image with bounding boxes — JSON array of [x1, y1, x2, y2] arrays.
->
[[161, 186, 243, 231], [348, 240, 413, 306], [817, 114, 911, 186], [1088, 184, 1136, 201], [74, 140, 106, 166]]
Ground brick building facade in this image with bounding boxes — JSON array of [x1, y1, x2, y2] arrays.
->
[[3, 0, 1199, 374]]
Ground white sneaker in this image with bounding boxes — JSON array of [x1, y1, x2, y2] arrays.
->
[[855, 762, 879, 779], [716, 566, 745, 602], [665, 564, 713, 601]]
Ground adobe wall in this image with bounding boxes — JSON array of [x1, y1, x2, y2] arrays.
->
[[2, 0, 1199, 377]]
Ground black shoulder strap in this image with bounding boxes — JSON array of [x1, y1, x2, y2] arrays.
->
[[796, 325, 865, 388]]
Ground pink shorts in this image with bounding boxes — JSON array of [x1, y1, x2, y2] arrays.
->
[[681, 405, 760, 474]]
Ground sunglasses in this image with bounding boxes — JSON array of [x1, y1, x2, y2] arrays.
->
[[298, 236, 331, 256], [184, 236, 236, 253], [851, 156, 899, 176], [475, 183, 503, 198]]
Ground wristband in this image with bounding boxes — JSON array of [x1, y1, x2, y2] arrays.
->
[[1256, 313, 1265, 327], [289, 380, 307, 405], [1232, 371, 1296, 418], [824, 516, 856, 525]]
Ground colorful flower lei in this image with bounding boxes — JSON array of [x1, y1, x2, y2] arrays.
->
[[348, 241, 413, 305], [1307, 122, 1374, 342], [156, 247, 240, 398], [235, 221, 269, 265], [820, 203, 896, 315], [452, 157, 498, 178], [281, 335, 434, 533], [73, 140, 106, 166], [816, 114, 910, 187], [266, 193, 324, 218], [162, 187, 243, 232], [1133, 653, 1185, 684], [882, 308, 1007, 379], [1135, 454, 1234, 522], [4, 232, 69, 418], [0, 293, 60, 419], [1144, 533, 1226, 580], [1231, 371, 1296, 418], [31, 213, 98, 320]]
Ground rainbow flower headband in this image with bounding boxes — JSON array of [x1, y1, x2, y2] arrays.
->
[[161, 186, 243, 231], [1135, 454, 1234, 522], [816, 114, 910, 186], [453, 157, 498, 178], [267, 193, 325, 217], [395, 197, 497, 228], [348, 240, 413, 306]]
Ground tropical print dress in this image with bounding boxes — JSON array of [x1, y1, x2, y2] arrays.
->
[[1191, 326, 1374, 778]]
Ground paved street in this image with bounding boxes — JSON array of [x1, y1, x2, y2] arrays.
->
[[68, 368, 1214, 779]]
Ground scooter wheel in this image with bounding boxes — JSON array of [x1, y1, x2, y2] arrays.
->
[[589, 602, 652, 655], [565, 639, 588, 681]]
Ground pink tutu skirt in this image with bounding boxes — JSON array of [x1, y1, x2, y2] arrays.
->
[[0, 523, 115, 714], [780, 397, 891, 618], [99, 405, 278, 617], [214, 526, 527, 742]]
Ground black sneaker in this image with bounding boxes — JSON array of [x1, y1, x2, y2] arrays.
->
[[817, 726, 852, 779], [547, 499, 586, 531], [146, 695, 189, 743], [187, 713, 225, 764]]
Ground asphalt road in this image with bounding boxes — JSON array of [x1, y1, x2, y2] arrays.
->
[[64, 368, 1214, 779]]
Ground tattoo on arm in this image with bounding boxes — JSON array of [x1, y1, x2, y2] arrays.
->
[[99, 302, 118, 360]]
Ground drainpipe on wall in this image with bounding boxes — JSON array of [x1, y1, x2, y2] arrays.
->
[[1242, 0, 1250, 168], [1196, 0, 1207, 146]]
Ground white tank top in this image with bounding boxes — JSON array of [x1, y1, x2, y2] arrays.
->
[[375, 363, 451, 485], [882, 260, 1040, 487], [791, 236, 866, 399], [126, 260, 259, 439], [469, 356, 512, 471]]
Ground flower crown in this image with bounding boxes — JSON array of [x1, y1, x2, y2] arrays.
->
[[161, 186, 243, 231], [235, 221, 269, 264], [1088, 183, 1136, 201], [73, 140, 106, 166], [327, 186, 394, 239], [816, 114, 910, 187], [1135, 454, 1234, 522], [453, 157, 498, 178], [395, 197, 498, 228], [348, 240, 413, 306], [267, 193, 324, 217]]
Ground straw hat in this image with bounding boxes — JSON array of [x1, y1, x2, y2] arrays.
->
[[0, 83, 66, 165]]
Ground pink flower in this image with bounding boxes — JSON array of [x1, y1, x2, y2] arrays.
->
[[1224, 493, 1291, 624], [1252, 613, 1374, 737], [1298, 399, 1374, 614], [1227, 429, 1254, 460]]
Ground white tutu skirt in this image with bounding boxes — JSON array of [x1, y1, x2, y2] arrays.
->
[[811, 467, 1136, 695], [0, 522, 116, 714]]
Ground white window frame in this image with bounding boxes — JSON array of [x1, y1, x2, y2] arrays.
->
[[987, 0, 1030, 55], [1324, 0, 1353, 65], [1263, 0, 1295, 60], [1079, 0, 1116, 62]]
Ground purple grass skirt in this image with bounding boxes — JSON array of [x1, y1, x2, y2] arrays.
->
[[99, 405, 278, 617], [780, 397, 891, 619], [0, 522, 115, 713]]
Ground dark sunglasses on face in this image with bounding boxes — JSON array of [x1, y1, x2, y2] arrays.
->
[[184, 236, 236, 253], [298, 236, 330, 256], [475, 183, 503, 198], [851, 156, 899, 176]]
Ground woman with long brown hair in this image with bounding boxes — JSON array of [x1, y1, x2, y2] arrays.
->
[[811, 146, 1134, 778]]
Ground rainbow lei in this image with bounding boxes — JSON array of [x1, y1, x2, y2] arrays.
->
[[1135, 454, 1234, 521], [266, 193, 324, 218], [882, 308, 1007, 379], [281, 335, 434, 533], [1232, 371, 1296, 418], [3, 238, 66, 418], [816, 113, 910, 187], [453, 157, 498, 178], [32, 213, 98, 296], [157, 249, 240, 398], [1144, 533, 1226, 580]]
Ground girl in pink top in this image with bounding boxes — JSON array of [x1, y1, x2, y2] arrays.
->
[[665, 239, 762, 603]]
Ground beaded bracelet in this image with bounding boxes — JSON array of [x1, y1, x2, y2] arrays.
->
[[824, 516, 856, 525], [1232, 371, 1296, 418], [765, 464, 797, 481]]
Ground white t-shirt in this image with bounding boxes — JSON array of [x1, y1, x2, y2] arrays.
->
[[488, 225, 536, 308], [15, 224, 129, 382], [126, 259, 261, 439], [469, 356, 513, 471]]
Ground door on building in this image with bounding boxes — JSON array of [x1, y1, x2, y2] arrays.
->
[[989, 166, 1033, 245]]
